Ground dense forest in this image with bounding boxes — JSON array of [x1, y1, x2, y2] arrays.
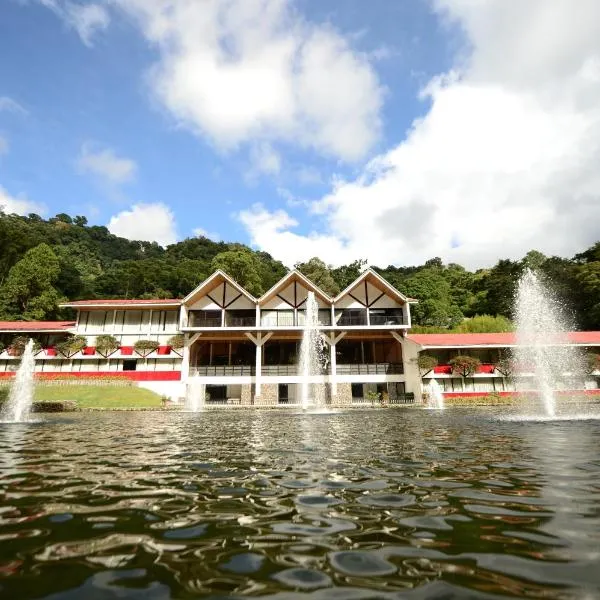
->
[[0, 211, 598, 331]]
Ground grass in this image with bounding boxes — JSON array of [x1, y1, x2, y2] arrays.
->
[[32, 385, 164, 409]]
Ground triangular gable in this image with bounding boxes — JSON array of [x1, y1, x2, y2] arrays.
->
[[258, 270, 332, 307], [182, 270, 256, 307], [334, 269, 414, 306]]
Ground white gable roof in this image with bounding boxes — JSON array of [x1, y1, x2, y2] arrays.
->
[[182, 270, 256, 306]]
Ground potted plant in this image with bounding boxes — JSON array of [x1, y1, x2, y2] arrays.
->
[[56, 335, 87, 358], [95, 335, 120, 358], [166, 334, 184, 356], [134, 339, 160, 357], [417, 354, 438, 375], [449, 355, 481, 378], [8, 336, 41, 356]]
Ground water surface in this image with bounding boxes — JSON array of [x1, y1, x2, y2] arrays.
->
[[1, 410, 600, 599]]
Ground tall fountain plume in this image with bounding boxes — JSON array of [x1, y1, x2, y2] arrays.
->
[[298, 291, 327, 410], [1, 339, 36, 422], [186, 381, 206, 412], [513, 269, 585, 417]]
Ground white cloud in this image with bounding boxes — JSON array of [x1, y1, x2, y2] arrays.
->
[[0, 97, 27, 115], [249, 142, 281, 177], [193, 227, 220, 242], [239, 0, 600, 268], [113, 0, 383, 162], [0, 136, 8, 156], [0, 186, 45, 216], [108, 203, 178, 246], [77, 143, 137, 184], [39, 1, 110, 46]]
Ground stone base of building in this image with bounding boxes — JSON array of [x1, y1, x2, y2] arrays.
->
[[332, 382, 353, 405], [254, 383, 278, 406]]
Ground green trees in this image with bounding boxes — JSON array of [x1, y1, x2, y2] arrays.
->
[[453, 315, 514, 333], [295, 257, 340, 296], [211, 248, 264, 296], [0, 243, 64, 320]]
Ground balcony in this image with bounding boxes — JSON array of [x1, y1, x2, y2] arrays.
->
[[336, 313, 368, 326], [189, 311, 221, 328], [225, 316, 256, 327], [190, 365, 254, 376], [369, 311, 404, 326], [336, 363, 404, 375]]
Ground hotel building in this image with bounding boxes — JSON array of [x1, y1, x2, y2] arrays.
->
[[0, 269, 598, 404]]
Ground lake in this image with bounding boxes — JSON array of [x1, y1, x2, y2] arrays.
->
[[1, 409, 599, 599]]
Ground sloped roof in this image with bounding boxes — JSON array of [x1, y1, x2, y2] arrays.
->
[[61, 299, 181, 308], [408, 331, 600, 348], [334, 268, 415, 304], [0, 321, 75, 332], [258, 270, 332, 305], [182, 270, 256, 305]]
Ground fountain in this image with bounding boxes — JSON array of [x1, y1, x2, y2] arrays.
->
[[298, 291, 327, 411], [427, 378, 444, 410], [513, 269, 586, 418], [186, 381, 205, 412], [1, 339, 36, 423]]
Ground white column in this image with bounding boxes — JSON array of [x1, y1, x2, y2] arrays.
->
[[392, 331, 422, 403], [255, 341, 262, 397], [182, 332, 202, 383], [330, 342, 337, 396]]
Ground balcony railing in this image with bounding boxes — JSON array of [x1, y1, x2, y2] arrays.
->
[[225, 317, 256, 327], [352, 393, 414, 405], [336, 315, 368, 326], [190, 365, 254, 376], [189, 316, 221, 328], [336, 363, 404, 375], [369, 315, 404, 325]]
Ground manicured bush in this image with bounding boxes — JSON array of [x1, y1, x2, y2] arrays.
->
[[56, 335, 87, 357], [449, 355, 481, 377], [167, 334, 184, 350], [95, 335, 119, 358], [417, 354, 438, 374], [586, 353, 600, 374], [494, 351, 513, 377], [134, 339, 160, 357], [8, 336, 41, 356]]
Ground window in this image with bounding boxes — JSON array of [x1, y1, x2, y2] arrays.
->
[[123, 360, 137, 371], [278, 384, 289, 404], [351, 383, 363, 398]]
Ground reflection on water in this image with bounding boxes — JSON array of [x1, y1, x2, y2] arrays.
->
[[1, 410, 600, 599]]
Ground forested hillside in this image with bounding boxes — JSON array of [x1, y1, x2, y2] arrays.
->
[[0, 211, 598, 331]]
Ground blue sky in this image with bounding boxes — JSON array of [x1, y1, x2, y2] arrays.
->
[[1, 1, 599, 268]]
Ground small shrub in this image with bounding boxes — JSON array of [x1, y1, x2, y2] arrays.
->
[[56, 335, 87, 357], [585, 353, 600, 375], [95, 335, 120, 358], [134, 339, 160, 357], [449, 355, 481, 378], [167, 334, 184, 350], [417, 354, 438, 374], [8, 336, 41, 356], [366, 390, 381, 405], [495, 351, 513, 377]]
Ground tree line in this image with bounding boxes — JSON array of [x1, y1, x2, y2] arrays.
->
[[0, 211, 598, 331]]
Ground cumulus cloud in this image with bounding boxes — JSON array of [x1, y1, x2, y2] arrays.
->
[[108, 203, 178, 246], [248, 142, 281, 177], [39, 0, 110, 46], [239, 0, 600, 268], [113, 0, 383, 162], [0, 186, 45, 216], [77, 142, 137, 184]]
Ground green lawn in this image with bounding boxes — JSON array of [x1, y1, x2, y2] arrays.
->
[[33, 385, 164, 409]]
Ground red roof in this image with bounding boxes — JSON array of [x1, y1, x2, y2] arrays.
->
[[61, 299, 181, 307], [0, 321, 75, 332], [408, 331, 600, 347]]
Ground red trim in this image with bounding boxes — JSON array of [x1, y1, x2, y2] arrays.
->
[[479, 364, 495, 374], [409, 331, 600, 347], [45, 348, 57, 357], [157, 346, 171, 355], [0, 371, 181, 381], [82, 347, 96, 356], [433, 365, 452, 374], [443, 390, 600, 398], [120, 346, 134, 355]]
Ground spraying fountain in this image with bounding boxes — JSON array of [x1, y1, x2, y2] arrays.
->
[[1, 339, 36, 423], [186, 382, 205, 412], [298, 292, 328, 411], [427, 378, 444, 410], [513, 269, 587, 419]]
